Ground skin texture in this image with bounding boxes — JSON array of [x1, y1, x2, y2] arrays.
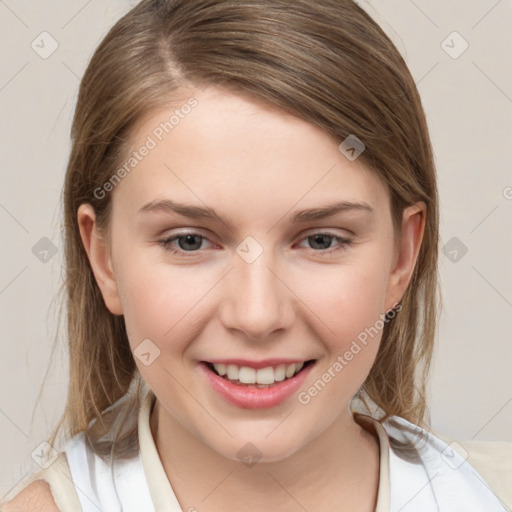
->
[[77, 86, 425, 511], [2, 480, 59, 511]]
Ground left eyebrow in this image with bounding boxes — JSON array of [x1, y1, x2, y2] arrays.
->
[[291, 201, 374, 222], [137, 198, 374, 224]]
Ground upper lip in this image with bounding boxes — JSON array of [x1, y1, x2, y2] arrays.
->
[[202, 358, 314, 370]]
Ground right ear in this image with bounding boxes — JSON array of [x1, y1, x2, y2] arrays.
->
[[77, 203, 123, 315]]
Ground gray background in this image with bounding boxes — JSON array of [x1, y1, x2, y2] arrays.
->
[[1, 0, 511, 497]]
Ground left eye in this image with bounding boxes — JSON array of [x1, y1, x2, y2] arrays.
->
[[297, 233, 352, 252], [157, 231, 352, 255]]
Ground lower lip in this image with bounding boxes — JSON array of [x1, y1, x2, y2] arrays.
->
[[197, 361, 315, 409]]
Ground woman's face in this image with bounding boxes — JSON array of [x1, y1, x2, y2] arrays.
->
[[79, 85, 423, 462]]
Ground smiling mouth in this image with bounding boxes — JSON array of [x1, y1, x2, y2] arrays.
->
[[202, 359, 316, 388]]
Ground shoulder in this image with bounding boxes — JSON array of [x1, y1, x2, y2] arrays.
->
[[451, 437, 512, 466], [446, 436, 512, 505], [2, 480, 59, 512], [381, 416, 512, 509], [0, 450, 82, 512], [438, 431, 512, 472]]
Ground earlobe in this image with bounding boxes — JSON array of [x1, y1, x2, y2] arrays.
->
[[386, 202, 426, 310], [77, 203, 124, 315]]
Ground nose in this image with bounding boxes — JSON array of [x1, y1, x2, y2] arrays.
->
[[218, 249, 295, 340]]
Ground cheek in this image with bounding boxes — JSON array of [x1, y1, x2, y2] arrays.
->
[[294, 248, 393, 403], [114, 252, 214, 353], [300, 251, 392, 343], [298, 263, 390, 406]]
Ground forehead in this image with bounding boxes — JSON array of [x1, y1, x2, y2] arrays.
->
[[112, 86, 390, 222]]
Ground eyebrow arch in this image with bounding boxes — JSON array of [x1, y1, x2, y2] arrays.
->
[[291, 201, 374, 222], [137, 199, 374, 223]]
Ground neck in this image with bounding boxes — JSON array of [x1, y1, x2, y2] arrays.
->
[[150, 399, 380, 512]]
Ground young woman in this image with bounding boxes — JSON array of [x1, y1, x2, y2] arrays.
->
[[2, 1, 511, 511]]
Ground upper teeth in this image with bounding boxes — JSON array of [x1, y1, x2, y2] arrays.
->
[[212, 362, 305, 385]]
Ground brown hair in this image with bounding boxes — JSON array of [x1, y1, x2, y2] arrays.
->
[[45, 0, 440, 460]]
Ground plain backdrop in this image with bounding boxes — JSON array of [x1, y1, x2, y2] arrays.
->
[[1, 0, 511, 498]]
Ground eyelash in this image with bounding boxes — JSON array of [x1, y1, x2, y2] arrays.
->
[[157, 231, 352, 256]]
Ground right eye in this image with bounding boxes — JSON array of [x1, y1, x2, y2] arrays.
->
[[157, 232, 213, 254]]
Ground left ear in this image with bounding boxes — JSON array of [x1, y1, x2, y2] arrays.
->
[[385, 202, 426, 311]]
